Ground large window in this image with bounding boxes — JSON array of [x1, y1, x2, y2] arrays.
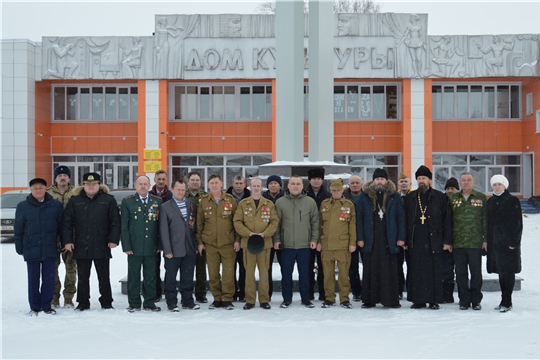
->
[[334, 154, 401, 184], [432, 84, 520, 120], [172, 84, 272, 121], [53, 85, 138, 121], [432, 154, 521, 194], [333, 84, 399, 120], [171, 154, 272, 190]]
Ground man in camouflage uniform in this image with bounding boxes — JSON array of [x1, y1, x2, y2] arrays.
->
[[317, 178, 357, 309], [196, 174, 240, 310], [47, 165, 76, 308], [448, 172, 487, 311], [121, 175, 163, 312], [185, 171, 209, 303], [233, 177, 278, 310]]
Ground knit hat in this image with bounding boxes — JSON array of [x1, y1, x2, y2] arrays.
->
[[372, 168, 388, 180], [307, 167, 325, 180], [398, 172, 409, 180], [54, 165, 71, 179], [330, 178, 344, 191], [445, 177, 459, 190], [490, 174, 509, 190], [29, 178, 47, 187], [415, 165, 433, 180], [266, 175, 283, 188]]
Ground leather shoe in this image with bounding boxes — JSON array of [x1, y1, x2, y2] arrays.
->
[[280, 301, 292, 308], [260, 302, 271, 310], [410, 303, 426, 309], [361, 303, 375, 308], [196, 296, 208, 303], [243, 303, 255, 310], [429, 303, 440, 310], [143, 305, 161, 312]]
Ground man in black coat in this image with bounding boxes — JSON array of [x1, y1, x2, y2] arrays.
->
[[63, 173, 121, 311], [306, 167, 331, 301], [404, 166, 452, 309]]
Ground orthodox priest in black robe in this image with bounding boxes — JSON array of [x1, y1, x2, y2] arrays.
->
[[404, 165, 452, 309]]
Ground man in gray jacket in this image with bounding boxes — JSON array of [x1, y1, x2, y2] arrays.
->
[[273, 175, 319, 308], [159, 180, 200, 312]]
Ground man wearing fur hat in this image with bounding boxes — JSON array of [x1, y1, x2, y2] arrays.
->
[[317, 178, 357, 309], [63, 172, 120, 311], [47, 165, 76, 308], [357, 168, 406, 308], [306, 167, 331, 301], [404, 166, 452, 309], [448, 172, 487, 311]]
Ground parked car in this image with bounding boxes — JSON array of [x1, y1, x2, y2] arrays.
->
[[1, 190, 30, 242], [109, 189, 136, 208]]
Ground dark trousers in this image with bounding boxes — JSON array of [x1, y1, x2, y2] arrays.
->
[[195, 252, 207, 298], [155, 253, 162, 298], [397, 247, 405, 295], [453, 248, 483, 306], [268, 248, 282, 299], [164, 255, 196, 306], [234, 248, 246, 300], [76, 258, 113, 308], [349, 246, 362, 296], [499, 273, 515, 307], [281, 248, 311, 302], [27, 259, 56, 311], [441, 249, 455, 283], [127, 255, 157, 308], [309, 248, 325, 299]]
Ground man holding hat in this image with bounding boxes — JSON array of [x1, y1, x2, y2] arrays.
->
[[47, 165, 76, 308], [317, 178, 357, 309], [233, 177, 279, 310], [357, 168, 405, 308], [306, 166, 331, 301], [448, 172, 487, 310], [262, 174, 284, 300], [404, 165, 452, 310], [63, 172, 120, 311], [15, 178, 63, 315]]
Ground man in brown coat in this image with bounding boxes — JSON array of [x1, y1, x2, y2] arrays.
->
[[317, 178, 357, 309], [233, 177, 279, 310], [196, 174, 240, 310]]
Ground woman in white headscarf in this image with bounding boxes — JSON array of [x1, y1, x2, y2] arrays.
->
[[486, 175, 522, 313]]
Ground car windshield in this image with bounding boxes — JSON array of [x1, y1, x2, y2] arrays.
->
[[1, 193, 28, 208]]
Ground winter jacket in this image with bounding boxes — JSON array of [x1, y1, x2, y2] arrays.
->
[[62, 185, 121, 259], [356, 180, 406, 255], [448, 189, 487, 249], [262, 189, 284, 204], [14, 193, 63, 262], [486, 190, 522, 274], [306, 184, 331, 209], [150, 185, 173, 203], [404, 188, 452, 253], [226, 186, 251, 204], [47, 184, 75, 209], [273, 190, 319, 249]]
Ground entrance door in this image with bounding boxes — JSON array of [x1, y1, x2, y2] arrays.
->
[[523, 153, 534, 198]]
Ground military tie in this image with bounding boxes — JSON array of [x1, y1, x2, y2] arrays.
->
[[142, 197, 147, 208]]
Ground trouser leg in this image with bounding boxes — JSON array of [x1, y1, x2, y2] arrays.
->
[[499, 273, 515, 307], [54, 255, 61, 301], [27, 261, 41, 311], [94, 258, 113, 307], [469, 248, 483, 305], [297, 248, 311, 302], [337, 250, 352, 303], [234, 248, 246, 300], [316, 250, 325, 299], [257, 249, 271, 304], [268, 248, 275, 299], [179, 255, 196, 305], [280, 249, 295, 301], [41, 259, 56, 310], [321, 251, 336, 303], [63, 251, 77, 301], [164, 256, 180, 306], [243, 249, 257, 304], [348, 247, 362, 296], [206, 246, 222, 301], [155, 253, 162, 299], [76, 258, 92, 308], [127, 255, 143, 308], [220, 246, 237, 302], [308, 249, 316, 299], [142, 255, 157, 308], [453, 248, 471, 305], [195, 252, 207, 298]]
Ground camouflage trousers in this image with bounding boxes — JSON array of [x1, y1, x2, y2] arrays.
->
[[54, 251, 77, 302]]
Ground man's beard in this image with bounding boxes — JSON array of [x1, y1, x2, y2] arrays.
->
[[375, 184, 385, 192], [418, 183, 429, 193]]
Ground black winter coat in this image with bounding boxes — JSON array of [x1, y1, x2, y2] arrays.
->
[[62, 186, 121, 259], [14, 193, 63, 262], [404, 188, 452, 253], [486, 190, 522, 274], [306, 184, 331, 209]]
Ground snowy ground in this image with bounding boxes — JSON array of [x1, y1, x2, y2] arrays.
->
[[2, 214, 540, 359]]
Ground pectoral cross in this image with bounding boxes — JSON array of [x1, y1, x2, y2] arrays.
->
[[420, 214, 426, 224], [378, 208, 384, 220]]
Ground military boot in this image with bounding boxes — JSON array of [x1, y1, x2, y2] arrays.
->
[[51, 298, 60, 309]]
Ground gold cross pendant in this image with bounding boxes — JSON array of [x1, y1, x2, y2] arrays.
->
[[420, 214, 426, 224]]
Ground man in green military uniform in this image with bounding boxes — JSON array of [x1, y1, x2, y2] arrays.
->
[[196, 174, 239, 310], [233, 177, 278, 310], [317, 178, 357, 309], [121, 175, 163, 312], [185, 171, 209, 304], [448, 172, 487, 311], [47, 165, 76, 308]]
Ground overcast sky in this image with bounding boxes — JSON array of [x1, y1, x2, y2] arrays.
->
[[1, 0, 539, 42]]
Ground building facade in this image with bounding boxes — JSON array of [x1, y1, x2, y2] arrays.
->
[[2, 13, 539, 196]]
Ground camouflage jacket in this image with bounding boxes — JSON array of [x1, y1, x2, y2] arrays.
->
[[47, 184, 75, 209], [186, 189, 207, 204], [448, 189, 487, 249]]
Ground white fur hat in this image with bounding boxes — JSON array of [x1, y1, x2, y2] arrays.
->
[[490, 174, 509, 189]]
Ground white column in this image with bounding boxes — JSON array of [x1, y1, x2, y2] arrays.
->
[[1, 40, 37, 188], [410, 78, 425, 186], [275, 0, 304, 162], [308, 0, 334, 162]]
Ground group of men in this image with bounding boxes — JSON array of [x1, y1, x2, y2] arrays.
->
[[15, 163, 487, 315]]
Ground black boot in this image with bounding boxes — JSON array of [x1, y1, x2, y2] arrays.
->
[[442, 282, 455, 303]]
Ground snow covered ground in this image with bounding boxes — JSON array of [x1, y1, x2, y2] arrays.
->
[[2, 214, 540, 359]]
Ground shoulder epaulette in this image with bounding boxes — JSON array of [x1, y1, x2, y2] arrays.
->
[[124, 194, 137, 200], [149, 194, 162, 200]]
